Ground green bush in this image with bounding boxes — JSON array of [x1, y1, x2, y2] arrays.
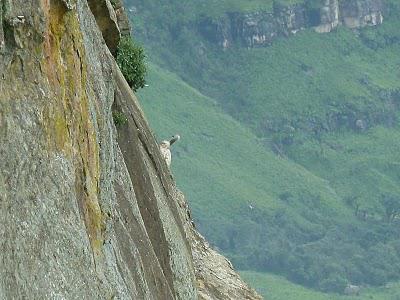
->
[[112, 111, 128, 127], [116, 36, 147, 92]]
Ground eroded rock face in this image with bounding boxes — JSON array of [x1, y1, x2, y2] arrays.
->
[[0, 4, 4, 49], [313, 0, 340, 33], [0, 0, 260, 299], [198, 15, 234, 49], [199, 11, 281, 49], [340, 0, 384, 28], [239, 12, 278, 48], [87, 0, 121, 54], [274, 3, 307, 36], [197, 0, 384, 48]]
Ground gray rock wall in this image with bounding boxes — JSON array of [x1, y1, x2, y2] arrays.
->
[[274, 3, 307, 36], [340, 0, 384, 28], [227, 11, 278, 48], [313, 0, 340, 33], [0, 0, 261, 299], [197, 0, 384, 48]]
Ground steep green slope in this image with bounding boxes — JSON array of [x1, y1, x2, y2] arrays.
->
[[241, 271, 400, 300], [128, 0, 301, 22], [138, 63, 347, 224], [133, 4, 400, 135], [138, 63, 400, 294], [130, 0, 400, 294]]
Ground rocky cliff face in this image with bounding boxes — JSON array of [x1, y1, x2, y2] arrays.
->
[[340, 0, 384, 28], [0, 0, 260, 299], [312, 0, 340, 33], [198, 0, 384, 48]]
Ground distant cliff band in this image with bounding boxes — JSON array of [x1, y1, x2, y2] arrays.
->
[[197, 0, 384, 48]]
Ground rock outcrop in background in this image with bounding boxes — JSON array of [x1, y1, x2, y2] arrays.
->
[[0, 0, 261, 299], [198, 0, 384, 48]]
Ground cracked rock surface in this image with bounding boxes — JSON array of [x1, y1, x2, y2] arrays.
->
[[0, 0, 261, 299]]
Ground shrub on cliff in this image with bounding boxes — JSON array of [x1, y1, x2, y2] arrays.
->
[[116, 36, 147, 92]]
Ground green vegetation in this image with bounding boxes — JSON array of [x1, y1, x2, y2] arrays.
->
[[240, 271, 400, 300], [112, 110, 128, 127], [139, 62, 400, 294], [116, 36, 146, 92], [131, 0, 400, 296]]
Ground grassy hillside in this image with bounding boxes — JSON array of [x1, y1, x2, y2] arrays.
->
[[129, 0, 400, 295], [240, 271, 400, 300], [138, 62, 400, 295], [129, 0, 278, 21], [138, 63, 347, 224]]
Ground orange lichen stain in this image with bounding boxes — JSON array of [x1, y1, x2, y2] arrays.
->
[[43, 0, 67, 89], [53, 111, 69, 151], [86, 195, 106, 255], [41, 0, 105, 260]]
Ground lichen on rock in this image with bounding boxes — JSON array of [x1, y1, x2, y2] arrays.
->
[[0, 0, 260, 299]]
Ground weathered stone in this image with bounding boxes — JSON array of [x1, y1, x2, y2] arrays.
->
[[198, 15, 233, 49], [274, 3, 307, 35], [0, 3, 4, 50], [87, 0, 121, 54], [312, 0, 340, 33], [113, 66, 198, 299], [240, 12, 277, 47], [61, 0, 76, 10], [340, 0, 384, 28], [115, 6, 131, 36], [196, 0, 384, 48], [0, 0, 260, 299]]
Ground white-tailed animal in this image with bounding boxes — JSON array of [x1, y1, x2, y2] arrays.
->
[[159, 134, 180, 167]]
